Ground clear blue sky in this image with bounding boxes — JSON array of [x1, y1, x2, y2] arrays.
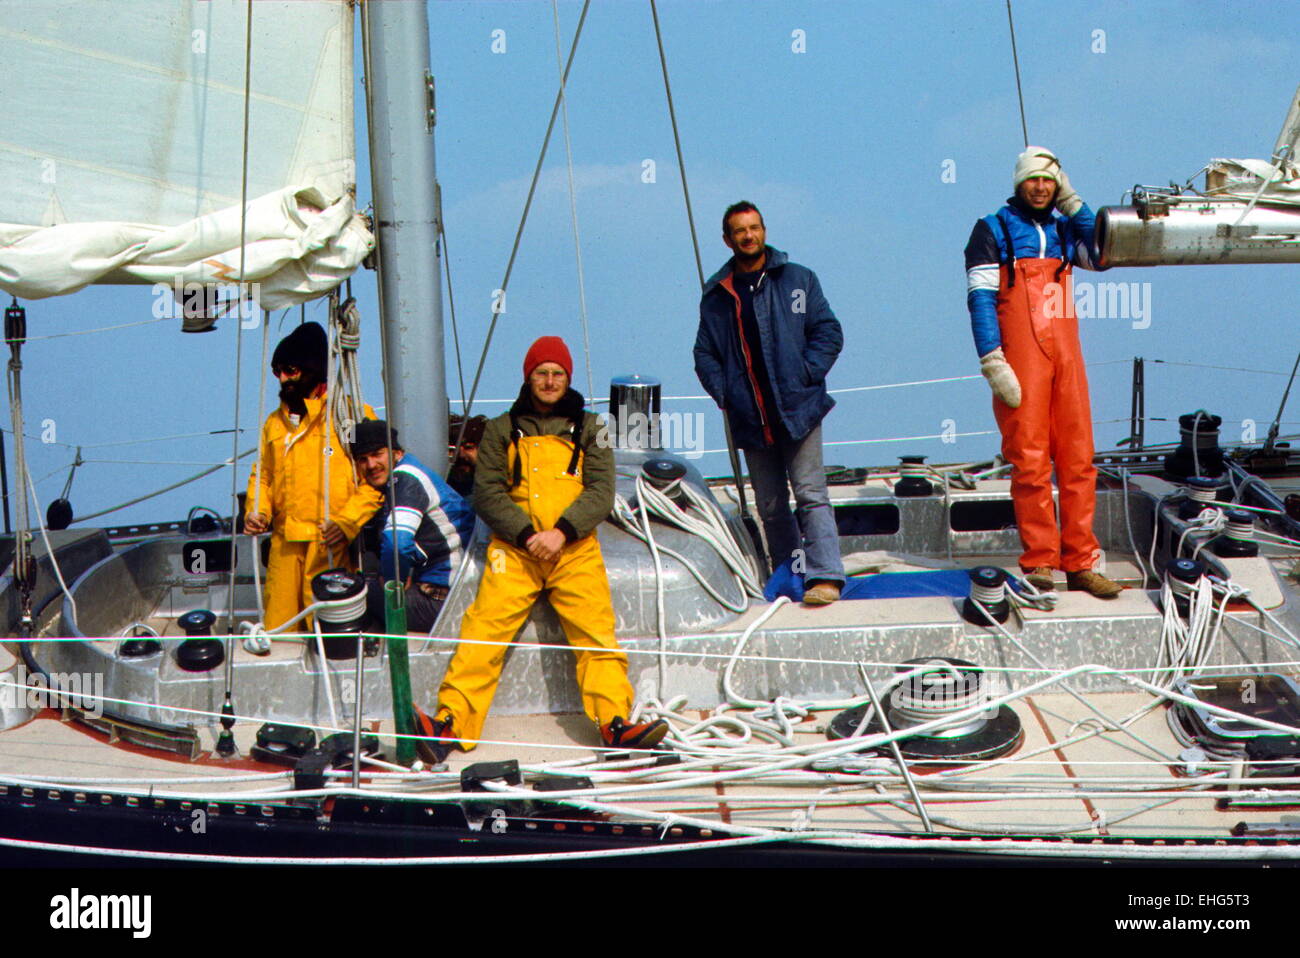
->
[[11, 0, 1299, 527]]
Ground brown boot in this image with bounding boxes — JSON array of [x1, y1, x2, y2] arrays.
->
[[1023, 567, 1056, 591], [803, 580, 842, 607], [1066, 570, 1123, 599]]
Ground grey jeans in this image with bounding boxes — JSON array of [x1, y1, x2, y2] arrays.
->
[[743, 423, 845, 584]]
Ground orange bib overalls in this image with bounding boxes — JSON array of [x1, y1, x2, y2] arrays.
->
[[993, 259, 1100, 573]]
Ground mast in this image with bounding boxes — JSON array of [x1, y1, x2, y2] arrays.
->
[[362, 1, 446, 469]]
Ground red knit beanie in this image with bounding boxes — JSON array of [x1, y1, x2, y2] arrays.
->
[[522, 336, 573, 380]]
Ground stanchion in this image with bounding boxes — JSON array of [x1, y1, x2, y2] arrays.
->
[[385, 581, 415, 765]]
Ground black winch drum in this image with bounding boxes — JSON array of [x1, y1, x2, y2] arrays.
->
[[311, 569, 368, 660], [176, 609, 224, 672], [828, 657, 1022, 763]]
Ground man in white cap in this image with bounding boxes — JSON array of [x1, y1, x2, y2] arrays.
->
[[963, 148, 1121, 598]]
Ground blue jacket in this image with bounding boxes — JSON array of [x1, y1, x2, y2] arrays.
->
[[694, 246, 843, 450], [374, 453, 476, 588], [964, 197, 1100, 356]]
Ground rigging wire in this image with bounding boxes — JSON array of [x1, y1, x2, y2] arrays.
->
[[551, 0, 596, 406], [437, 190, 469, 415], [648, 0, 753, 523], [22, 316, 172, 342], [456, 0, 592, 433], [1005, 0, 1029, 147], [24, 470, 78, 631], [227, 0, 255, 643], [69, 447, 257, 524], [247, 274, 274, 623]]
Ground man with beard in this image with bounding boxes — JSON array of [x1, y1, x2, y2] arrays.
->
[[412, 336, 667, 762], [244, 322, 383, 630], [446, 414, 487, 498]]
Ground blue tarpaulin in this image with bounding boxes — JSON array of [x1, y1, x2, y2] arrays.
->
[[763, 560, 1008, 602]]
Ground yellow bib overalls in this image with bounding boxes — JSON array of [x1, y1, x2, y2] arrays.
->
[[436, 433, 632, 748]]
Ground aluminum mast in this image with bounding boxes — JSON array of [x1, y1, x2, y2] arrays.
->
[[362, 2, 446, 469]]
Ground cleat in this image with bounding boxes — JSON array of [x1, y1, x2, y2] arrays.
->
[[600, 716, 669, 750], [1066, 570, 1123, 599], [411, 705, 458, 764], [1023, 567, 1056, 591], [802, 581, 842, 607]]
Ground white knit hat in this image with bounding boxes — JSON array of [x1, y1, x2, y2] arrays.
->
[[1013, 147, 1062, 188]]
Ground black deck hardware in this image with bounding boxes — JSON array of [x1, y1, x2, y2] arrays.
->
[[293, 750, 332, 791], [461, 760, 522, 792], [251, 723, 316, 767]]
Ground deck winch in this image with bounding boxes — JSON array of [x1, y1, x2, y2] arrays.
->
[[311, 569, 370, 659], [1165, 558, 1207, 617], [961, 566, 1010, 624], [1165, 412, 1225, 480], [641, 457, 688, 502], [175, 609, 224, 672], [1212, 509, 1259, 558], [1178, 475, 1226, 520], [893, 456, 934, 497], [827, 657, 1023, 763]]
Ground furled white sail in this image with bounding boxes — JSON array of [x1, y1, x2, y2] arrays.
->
[[1206, 159, 1300, 207], [0, 0, 372, 310]]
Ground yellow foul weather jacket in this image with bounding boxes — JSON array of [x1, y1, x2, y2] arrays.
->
[[246, 395, 382, 543]]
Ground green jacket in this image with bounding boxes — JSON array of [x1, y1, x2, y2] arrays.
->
[[472, 386, 614, 547]]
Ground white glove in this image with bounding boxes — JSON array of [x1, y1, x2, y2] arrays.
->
[[1054, 169, 1083, 217], [980, 348, 1022, 408]]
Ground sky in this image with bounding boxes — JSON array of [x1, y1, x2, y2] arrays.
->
[[6, 0, 1300, 530]]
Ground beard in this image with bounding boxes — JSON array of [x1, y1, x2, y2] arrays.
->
[[279, 371, 321, 417]]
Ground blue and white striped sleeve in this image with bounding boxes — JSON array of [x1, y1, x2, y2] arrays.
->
[[380, 472, 429, 581], [964, 218, 1002, 357]]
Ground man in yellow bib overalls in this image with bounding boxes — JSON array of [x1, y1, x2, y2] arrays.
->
[[415, 337, 667, 761]]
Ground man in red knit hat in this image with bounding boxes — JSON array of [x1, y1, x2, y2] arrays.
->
[[413, 336, 667, 761]]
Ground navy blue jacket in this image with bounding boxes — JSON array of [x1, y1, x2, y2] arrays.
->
[[694, 247, 843, 450], [372, 453, 476, 588]]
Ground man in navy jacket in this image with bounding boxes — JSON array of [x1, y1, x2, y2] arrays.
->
[[349, 420, 476, 632], [694, 202, 845, 605]]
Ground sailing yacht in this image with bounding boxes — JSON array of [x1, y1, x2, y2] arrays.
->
[[0, 0, 1299, 870]]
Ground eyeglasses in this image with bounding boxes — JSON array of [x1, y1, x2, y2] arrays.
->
[[271, 363, 301, 378]]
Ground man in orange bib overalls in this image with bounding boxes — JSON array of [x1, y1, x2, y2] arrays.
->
[[963, 148, 1122, 598], [414, 337, 667, 761]]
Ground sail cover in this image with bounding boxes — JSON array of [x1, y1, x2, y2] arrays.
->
[[0, 0, 372, 310]]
